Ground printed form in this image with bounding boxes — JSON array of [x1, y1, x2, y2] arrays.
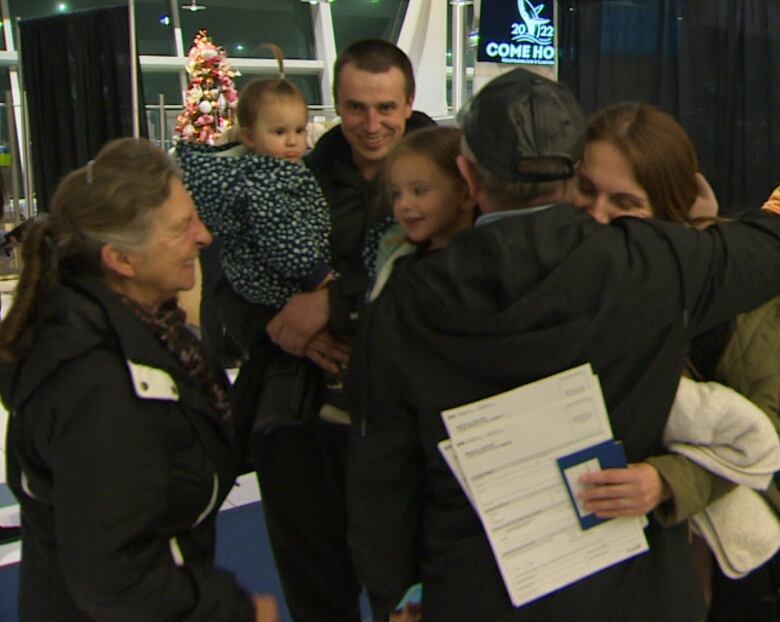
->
[[439, 364, 648, 608]]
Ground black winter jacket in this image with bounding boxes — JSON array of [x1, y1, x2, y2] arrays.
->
[[348, 206, 780, 622], [1, 274, 253, 622]]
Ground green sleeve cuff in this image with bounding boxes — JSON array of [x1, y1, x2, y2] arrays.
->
[[646, 454, 736, 527]]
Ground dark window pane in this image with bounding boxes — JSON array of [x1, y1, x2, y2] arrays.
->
[[178, 0, 313, 60], [446, 1, 476, 68], [331, 0, 408, 50], [9, 0, 175, 55], [177, 2, 318, 101], [142, 71, 182, 106], [232, 71, 320, 109], [446, 1, 476, 110]]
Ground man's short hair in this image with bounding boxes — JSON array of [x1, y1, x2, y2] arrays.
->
[[461, 139, 575, 207], [459, 68, 585, 184], [333, 39, 415, 103]]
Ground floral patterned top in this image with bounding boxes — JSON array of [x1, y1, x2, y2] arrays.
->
[[176, 142, 331, 308]]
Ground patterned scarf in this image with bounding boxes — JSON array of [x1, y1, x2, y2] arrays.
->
[[121, 296, 234, 432]]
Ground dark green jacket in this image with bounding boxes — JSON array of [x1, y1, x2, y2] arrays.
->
[[716, 296, 780, 512], [716, 296, 780, 431]]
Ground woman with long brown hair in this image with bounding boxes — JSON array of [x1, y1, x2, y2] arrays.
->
[[575, 102, 780, 621]]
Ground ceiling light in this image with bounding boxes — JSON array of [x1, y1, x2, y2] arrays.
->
[[181, 1, 207, 12]]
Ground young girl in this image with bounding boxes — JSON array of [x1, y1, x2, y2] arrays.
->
[[370, 126, 476, 300], [177, 44, 333, 311]]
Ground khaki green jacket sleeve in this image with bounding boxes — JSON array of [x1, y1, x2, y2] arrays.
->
[[651, 298, 780, 527], [714, 297, 780, 514], [715, 297, 780, 434], [646, 454, 735, 527]]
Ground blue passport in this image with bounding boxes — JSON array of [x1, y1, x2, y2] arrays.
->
[[557, 439, 628, 530]]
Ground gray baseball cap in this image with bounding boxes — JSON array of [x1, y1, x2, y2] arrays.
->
[[459, 67, 585, 182]]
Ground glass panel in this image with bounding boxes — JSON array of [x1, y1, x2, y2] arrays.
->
[[136, 0, 177, 55], [0, 71, 26, 211], [0, 70, 24, 275], [144, 103, 181, 152], [0, 2, 7, 51], [446, 1, 476, 110], [446, 1, 476, 69], [142, 71, 184, 151], [143, 71, 182, 106], [331, 0, 408, 50], [8, 0, 175, 55], [445, 75, 474, 111], [178, 0, 313, 60], [232, 71, 321, 110], [177, 1, 318, 102]]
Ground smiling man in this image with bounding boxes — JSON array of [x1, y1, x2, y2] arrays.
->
[[334, 54, 413, 179], [254, 40, 435, 622]]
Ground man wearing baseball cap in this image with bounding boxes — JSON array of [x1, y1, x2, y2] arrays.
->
[[346, 67, 780, 622]]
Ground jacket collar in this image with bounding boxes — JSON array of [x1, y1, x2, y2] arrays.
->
[[2, 273, 221, 426], [305, 110, 437, 186]]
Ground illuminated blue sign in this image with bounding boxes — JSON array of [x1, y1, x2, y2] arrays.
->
[[478, 1, 556, 67]]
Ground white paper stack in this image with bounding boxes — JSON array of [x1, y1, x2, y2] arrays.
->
[[439, 363, 648, 608]]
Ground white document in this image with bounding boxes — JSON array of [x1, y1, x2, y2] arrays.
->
[[440, 364, 648, 608]]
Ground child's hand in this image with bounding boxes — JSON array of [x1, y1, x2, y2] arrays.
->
[[762, 185, 780, 215]]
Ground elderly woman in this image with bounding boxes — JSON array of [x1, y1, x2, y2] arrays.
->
[[0, 138, 278, 622]]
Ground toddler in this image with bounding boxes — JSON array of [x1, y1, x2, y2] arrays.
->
[[177, 45, 348, 423]]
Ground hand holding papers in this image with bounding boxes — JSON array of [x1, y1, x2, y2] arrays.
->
[[439, 364, 648, 608], [558, 439, 629, 530]]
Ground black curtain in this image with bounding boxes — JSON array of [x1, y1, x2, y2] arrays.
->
[[19, 5, 147, 213], [559, 0, 780, 213]]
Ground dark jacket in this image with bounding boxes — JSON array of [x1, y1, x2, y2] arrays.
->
[[347, 205, 780, 622], [305, 110, 436, 336], [1, 274, 253, 622]]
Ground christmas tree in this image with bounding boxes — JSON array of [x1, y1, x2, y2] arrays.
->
[[175, 30, 240, 145]]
